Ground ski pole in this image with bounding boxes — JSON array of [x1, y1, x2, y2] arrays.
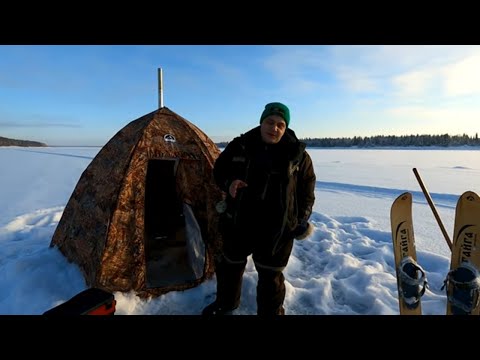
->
[[412, 168, 453, 251]]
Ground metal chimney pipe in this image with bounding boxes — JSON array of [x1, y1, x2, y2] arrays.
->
[[158, 68, 164, 108]]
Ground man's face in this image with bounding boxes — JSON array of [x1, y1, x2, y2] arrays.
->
[[260, 115, 287, 144]]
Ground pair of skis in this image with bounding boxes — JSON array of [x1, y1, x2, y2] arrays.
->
[[391, 188, 480, 315]]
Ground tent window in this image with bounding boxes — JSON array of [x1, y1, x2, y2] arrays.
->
[[144, 159, 205, 288]]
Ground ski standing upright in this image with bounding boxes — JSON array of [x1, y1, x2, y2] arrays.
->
[[444, 191, 480, 315], [390, 192, 428, 315]]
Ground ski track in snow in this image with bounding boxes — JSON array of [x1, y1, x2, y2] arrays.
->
[[316, 180, 458, 209]]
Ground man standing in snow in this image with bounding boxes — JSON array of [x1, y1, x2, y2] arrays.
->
[[203, 102, 316, 316]]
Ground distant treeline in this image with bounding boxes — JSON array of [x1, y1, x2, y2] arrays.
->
[[216, 133, 480, 148], [0, 136, 47, 147]]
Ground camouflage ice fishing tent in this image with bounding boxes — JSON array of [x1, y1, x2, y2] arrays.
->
[[50, 107, 223, 298]]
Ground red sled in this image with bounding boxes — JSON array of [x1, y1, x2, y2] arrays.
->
[[43, 288, 116, 316]]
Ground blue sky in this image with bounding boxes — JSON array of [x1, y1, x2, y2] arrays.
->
[[1, 45, 480, 146]]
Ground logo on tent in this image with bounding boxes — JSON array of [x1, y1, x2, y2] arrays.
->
[[164, 134, 176, 143]]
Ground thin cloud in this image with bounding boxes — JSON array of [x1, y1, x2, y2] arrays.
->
[[0, 122, 81, 128], [264, 46, 330, 71], [336, 45, 478, 72], [262, 46, 329, 93], [327, 45, 480, 98], [0, 110, 83, 129], [442, 53, 480, 97], [391, 49, 480, 99], [392, 68, 438, 98], [335, 66, 378, 93], [201, 58, 252, 91], [385, 105, 480, 134]]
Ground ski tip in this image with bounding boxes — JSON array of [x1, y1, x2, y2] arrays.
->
[[461, 191, 480, 201], [394, 192, 412, 202], [391, 192, 412, 215]]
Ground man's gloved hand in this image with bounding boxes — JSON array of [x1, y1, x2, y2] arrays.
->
[[294, 219, 314, 240], [229, 179, 248, 198]]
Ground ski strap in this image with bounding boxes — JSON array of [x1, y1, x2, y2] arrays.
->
[[442, 262, 480, 314], [398, 256, 428, 307]]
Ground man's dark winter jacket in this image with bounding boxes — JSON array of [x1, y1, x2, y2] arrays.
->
[[214, 126, 316, 249]]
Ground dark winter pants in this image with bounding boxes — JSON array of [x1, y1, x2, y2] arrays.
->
[[214, 234, 294, 315], [255, 265, 286, 316]]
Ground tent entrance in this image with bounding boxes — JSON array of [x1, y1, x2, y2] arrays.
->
[[144, 159, 205, 288]]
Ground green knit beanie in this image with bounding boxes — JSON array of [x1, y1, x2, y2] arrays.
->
[[259, 102, 290, 127]]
